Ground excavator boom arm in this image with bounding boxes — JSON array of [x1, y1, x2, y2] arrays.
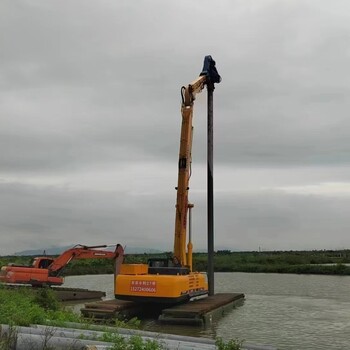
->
[[173, 56, 221, 268], [48, 244, 122, 273], [0, 244, 124, 286]]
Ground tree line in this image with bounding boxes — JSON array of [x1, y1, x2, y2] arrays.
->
[[1, 249, 350, 276]]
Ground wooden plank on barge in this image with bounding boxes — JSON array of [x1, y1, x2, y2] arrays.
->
[[81, 299, 139, 321], [52, 287, 106, 301], [159, 293, 245, 325]]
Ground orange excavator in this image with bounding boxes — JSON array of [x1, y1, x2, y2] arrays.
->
[[115, 56, 221, 304], [0, 244, 124, 286]]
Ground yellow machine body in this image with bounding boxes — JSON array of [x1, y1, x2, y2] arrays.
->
[[115, 264, 207, 303]]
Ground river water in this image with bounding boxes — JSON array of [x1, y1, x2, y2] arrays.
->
[[63, 272, 350, 350]]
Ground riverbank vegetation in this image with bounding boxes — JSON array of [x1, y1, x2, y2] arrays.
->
[[1, 249, 350, 276], [193, 249, 350, 275], [0, 285, 80, 326], [0, 287, 243, 350], [0, 287, 167, 349]]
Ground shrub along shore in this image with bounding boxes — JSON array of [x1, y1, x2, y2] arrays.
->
[[1, 249, 350, 277]]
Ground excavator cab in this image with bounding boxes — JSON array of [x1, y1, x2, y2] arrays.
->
[[32, 257, 54, 269], [147, 258, 190, 276]]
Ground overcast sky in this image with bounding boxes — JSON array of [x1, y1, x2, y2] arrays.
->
[[1, 0, 350, 255]]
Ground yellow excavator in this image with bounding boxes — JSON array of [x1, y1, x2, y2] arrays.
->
[[115, 56, 221, 304]]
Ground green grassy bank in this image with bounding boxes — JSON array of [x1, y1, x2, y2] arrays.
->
[[0, 286, 80, 326]]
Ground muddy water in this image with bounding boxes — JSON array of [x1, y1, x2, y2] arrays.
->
[[63, 272, 350, 350]]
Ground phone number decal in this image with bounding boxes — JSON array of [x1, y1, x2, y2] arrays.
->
[[130, 280, 157, 293]]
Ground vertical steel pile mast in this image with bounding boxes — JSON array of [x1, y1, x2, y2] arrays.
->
[[174, 56, 221, 272], [115, 56, 221, 304]]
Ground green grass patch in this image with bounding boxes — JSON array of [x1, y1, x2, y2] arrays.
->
[[0, 286, 80, 326]]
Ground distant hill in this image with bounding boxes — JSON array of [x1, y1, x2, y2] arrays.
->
[[14, 245, 163, 256]]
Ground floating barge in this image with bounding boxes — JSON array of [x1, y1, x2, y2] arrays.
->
[[159, 293, 244, 325], [81, 299, 139, 320], [1, 284, 105, 302], [52, 287, 106, 301], [81, 292, 245, 326]]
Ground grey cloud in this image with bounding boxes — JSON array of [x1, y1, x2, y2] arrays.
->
[[2, 0, 350, 173], [1, 0, 350, 253], [2, 180, 350, 255], [0, 181, 175, 255], [211, 191, 350, 251]]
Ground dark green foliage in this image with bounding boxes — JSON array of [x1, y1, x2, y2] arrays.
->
[[192, 250, 350, 275], [33, 286, 60, 311], [62, 258, 116, 276], [0, 286, 80, 326]]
